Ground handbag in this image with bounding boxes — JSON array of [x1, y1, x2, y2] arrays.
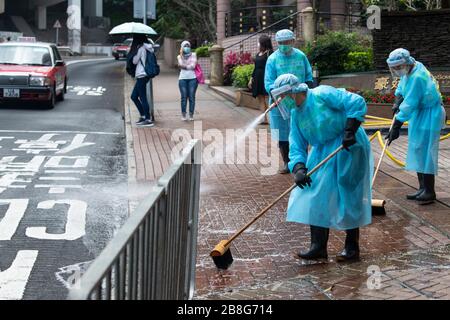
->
[[195, 63, 205, 84]]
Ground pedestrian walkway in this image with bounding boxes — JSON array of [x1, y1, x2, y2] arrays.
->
[[125, 62, 450, 300]]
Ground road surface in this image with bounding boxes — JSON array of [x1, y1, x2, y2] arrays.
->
[[0, 58, 128, 300]]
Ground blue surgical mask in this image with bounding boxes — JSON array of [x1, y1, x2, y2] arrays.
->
[[279, 45, 292, 55], [183, 47, 191, 54]]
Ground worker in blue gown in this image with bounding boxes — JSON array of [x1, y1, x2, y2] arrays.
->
[[265, 29, 313, 174], [386, 48, 446, 205], [272, 74, 373, 262]]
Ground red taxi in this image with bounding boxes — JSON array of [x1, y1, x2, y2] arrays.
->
[[0, 42, 67, 108], [112, 38, 132, 60]]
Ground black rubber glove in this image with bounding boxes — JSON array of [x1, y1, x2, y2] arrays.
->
[[342, 118, 361, 151], [293, 163, 312, 189], [392, 95, 404, 116], [385, 119, 404, 145]]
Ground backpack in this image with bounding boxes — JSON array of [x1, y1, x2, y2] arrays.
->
[[126, 51, 137, 77], [141, 49, 160, 79]]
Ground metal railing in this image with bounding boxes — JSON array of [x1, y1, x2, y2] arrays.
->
[[68, 140, 202, 300], [225, 5, 298, 37], [224, 10, 302, 55], [223, 8, 366, 55]]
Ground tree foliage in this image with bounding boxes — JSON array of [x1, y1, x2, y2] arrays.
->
[[153, 0, 217, 43], [361, 0, 443, 10]]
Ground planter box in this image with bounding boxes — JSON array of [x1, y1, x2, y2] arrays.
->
[[367, 103, 450, 119], [367, 103, 394, 119], [235, 89, 260, 110]]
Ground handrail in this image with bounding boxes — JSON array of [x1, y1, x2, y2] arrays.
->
[[224, 10, 300, 50], [67, 139, 201, 300]]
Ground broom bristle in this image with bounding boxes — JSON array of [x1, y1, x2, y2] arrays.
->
[[212, 249, 234, 270], [372, 205, 386, 216]]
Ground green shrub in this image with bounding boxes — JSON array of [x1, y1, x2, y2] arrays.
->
[[306, 31, 374, 76], [344, 50, 374, 73], [195, 45, 212, 58], [232, 64, 255, 89]]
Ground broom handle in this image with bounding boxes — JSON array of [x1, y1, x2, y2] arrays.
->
[[224, 145, 344, 246], [372, 116, 396, 187]]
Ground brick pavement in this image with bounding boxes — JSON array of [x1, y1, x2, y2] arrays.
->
[[125, 63, 450, 300]]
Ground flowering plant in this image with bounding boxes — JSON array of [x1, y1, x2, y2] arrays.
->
[[224, 51, 253, 86]]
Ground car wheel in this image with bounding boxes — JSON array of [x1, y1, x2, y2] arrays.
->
[[47, 87, 56, 109], [57, 80, 66, 101]]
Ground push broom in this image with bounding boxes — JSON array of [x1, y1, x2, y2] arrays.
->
[[371, 116, 397, 216], [210, 145, 344, 270]]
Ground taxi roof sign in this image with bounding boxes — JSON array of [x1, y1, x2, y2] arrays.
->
[[17, 36, 36, 43]]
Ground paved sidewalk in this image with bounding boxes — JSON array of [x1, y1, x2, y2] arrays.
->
[[125, 63, 450, 300]]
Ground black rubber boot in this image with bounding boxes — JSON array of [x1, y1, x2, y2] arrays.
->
[[336, 228, 360, 263], [407, 173, 424, 200], [278, 141, 290, 174], [416, 174, 436, 205], [297, 226, 329, 261]]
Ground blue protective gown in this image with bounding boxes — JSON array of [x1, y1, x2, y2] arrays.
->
[[264, 48, 313, 141], [287, 86, 373, 230], [395, 62, 446, 175]]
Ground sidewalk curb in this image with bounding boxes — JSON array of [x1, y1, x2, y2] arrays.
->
[[124, 71, 138, 215]]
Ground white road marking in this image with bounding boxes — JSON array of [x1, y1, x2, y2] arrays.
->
[[35, 184, 82, 189], [0, 250, 39, 300], [39, 177, 80, 181], [26, 200, 87, 240], [56, 134, 95, 154], [45, 156, 89, 168], [45, 170, 87, 174], [0, 199, 29, 241], [65, 58, 113, 66]]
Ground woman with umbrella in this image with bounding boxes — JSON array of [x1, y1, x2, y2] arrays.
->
[[109, 23, 158, 127]]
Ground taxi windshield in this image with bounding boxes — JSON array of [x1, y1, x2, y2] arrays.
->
[[0, 45, 52, 66]]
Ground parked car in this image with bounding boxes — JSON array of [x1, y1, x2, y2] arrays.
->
[[0, 42, 67, 108], [112, 38, 160, 60]]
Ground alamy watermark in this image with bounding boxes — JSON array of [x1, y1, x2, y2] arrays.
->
[[170, 121, 281, 176], [367, 265, 382, 290], [366, 5, 381, 30]]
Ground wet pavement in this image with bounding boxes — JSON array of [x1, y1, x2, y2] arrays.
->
[[126, 63, 450, 300], [0, 59, 128, 299]]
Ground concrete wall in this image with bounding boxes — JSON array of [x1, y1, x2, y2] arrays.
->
[[373, 9, 450, 70], [164, 37, 183, 68]]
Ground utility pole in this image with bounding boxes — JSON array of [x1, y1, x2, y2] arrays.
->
[[143, 0, 155, 121], [143, 0, 147, 25]]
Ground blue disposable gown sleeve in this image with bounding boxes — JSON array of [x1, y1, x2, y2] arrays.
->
[[264, 56, 277, 94], [395, 81, 403, 97], [303, 54, 313, 83], [288, 113, 309, 172], [318, 87, 367, 122], [396, 76, 424, 123]]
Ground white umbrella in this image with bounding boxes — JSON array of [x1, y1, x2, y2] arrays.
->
[[109, 22, 157, 35]]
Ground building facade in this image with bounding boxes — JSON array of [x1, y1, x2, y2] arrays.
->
[[0, 0, 105, 53], [217, 0, 354, 45]]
